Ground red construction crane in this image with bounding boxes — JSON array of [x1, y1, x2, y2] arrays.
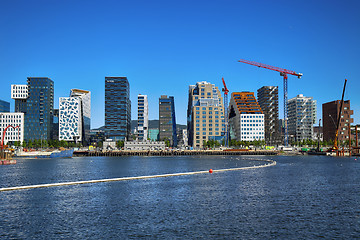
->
[[222, 77, 229, 147], [238, 59, 303, 146]]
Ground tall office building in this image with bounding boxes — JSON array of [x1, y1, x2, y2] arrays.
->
[[287, 94, 316, 142], [59, 97, 82, 142], [70, 89, 91, 142], [0, 113, 24, 145], [25, 77, 54, 141], [159, 95, 177, 146], [322, 100, 353, 142], [105, 77, 131, 141], [257, 86, 279, 144], [137, 94, 148, 141], [11, 84, 28, 113], [228, 92, 264, 141], [187, 81, 224, 149], [0, 99, 10, 112]]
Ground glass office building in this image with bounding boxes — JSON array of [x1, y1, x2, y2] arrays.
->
[[25, 77, 54, 141], [159, 95, 177, 147], [105, 77, 131, 141], [0, 99, 10, 112]]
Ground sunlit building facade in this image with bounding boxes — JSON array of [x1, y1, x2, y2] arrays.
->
[[187, 81, 225, 149], [229, 92, 264, 141]]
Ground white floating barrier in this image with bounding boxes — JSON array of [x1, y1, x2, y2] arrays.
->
[[0, 159, 276, 192]]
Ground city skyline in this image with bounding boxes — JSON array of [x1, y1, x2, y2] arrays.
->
[[1, 1, 359, 128]]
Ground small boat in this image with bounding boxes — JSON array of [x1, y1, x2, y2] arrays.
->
[[16, 149, 74, 158]]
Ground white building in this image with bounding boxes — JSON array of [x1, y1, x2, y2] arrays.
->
[[0, 113, 24, 145], [59, 97, 82, 141], [137, 94, 148, 141], [287, 94, 316, 142], [124, 140, 165, 150], [59, 89, 91, 143], [70, 89, 91, 142], [11, 84, 28, 99], [229, 92, 265, 141]]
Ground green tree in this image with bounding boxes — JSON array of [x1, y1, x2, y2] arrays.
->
[[28, 139, 33, 148], [116, 140, 124, 149]]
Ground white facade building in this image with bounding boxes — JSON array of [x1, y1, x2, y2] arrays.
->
[[59, 97, 82, 141], [70, 89, 91, 142], [230, 113, 265, 141], [59, 89, 91, 142], [0, 113, 24, 145], [124, 140, 165, 150], [137, 94, 148, 141], [228, 92, 265, 142], [287, 94, 316, 142], [11, 85, 28, 99]]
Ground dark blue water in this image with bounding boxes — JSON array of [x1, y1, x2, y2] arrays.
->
[[0, 155, 359, 239]]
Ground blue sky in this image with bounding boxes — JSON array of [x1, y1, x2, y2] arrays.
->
[[0, 0, 359, 128]]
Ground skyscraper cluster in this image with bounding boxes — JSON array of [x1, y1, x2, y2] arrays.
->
[[0, 75, 355, 148]]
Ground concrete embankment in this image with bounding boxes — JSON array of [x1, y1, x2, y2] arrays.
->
[[74, 150, 278, 157]]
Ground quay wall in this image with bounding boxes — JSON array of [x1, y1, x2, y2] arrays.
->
[[74, 150, 278, 157]]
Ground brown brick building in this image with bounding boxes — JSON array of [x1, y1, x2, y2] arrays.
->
[[322, 100, 353, 142]]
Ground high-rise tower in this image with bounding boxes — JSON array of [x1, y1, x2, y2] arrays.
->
[[25, 77, 54, 141], [159, 95, 177, 146], [137, 94, 148, 141], [287, 94, 316, 142], [257, 86, 279, 144], [187, 81, 225, 149], [59, 89, 91, 144], [105, 77, 131, 141]]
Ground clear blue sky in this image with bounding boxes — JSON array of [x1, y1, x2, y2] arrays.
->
[[1, 0, 359, 128]]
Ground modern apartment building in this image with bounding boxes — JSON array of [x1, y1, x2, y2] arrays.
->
[[0, 113, 24, 145], [159, 95, 177, 146], [228, 92, 264, 141], [70, 89, 91, 142], [105, 77, 131, 141], [257, 86, 279, 144], [322, 100, 353, 142], [137, 94, 148, 141], [11, 84, 28, 113], [187, 81, 225, 149], [287, 94, 316, 142], [25, 77, 54, 141], [0, 99, 10, 112]]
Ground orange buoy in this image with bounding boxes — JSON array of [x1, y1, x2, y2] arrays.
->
[[209, 169, 213, 173]]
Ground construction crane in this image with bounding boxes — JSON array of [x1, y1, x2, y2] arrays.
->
[[238, 59, 303, 146], [221, 77, 229, 147]]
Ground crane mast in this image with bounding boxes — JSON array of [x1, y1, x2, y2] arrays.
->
[[222, 77, 229, 147], [238, 59, 302, 146]]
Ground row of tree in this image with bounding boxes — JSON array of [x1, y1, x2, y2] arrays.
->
[[11, 140, 83, 149]]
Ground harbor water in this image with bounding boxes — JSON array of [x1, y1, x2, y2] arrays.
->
[[0, 155, 359, 239]]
